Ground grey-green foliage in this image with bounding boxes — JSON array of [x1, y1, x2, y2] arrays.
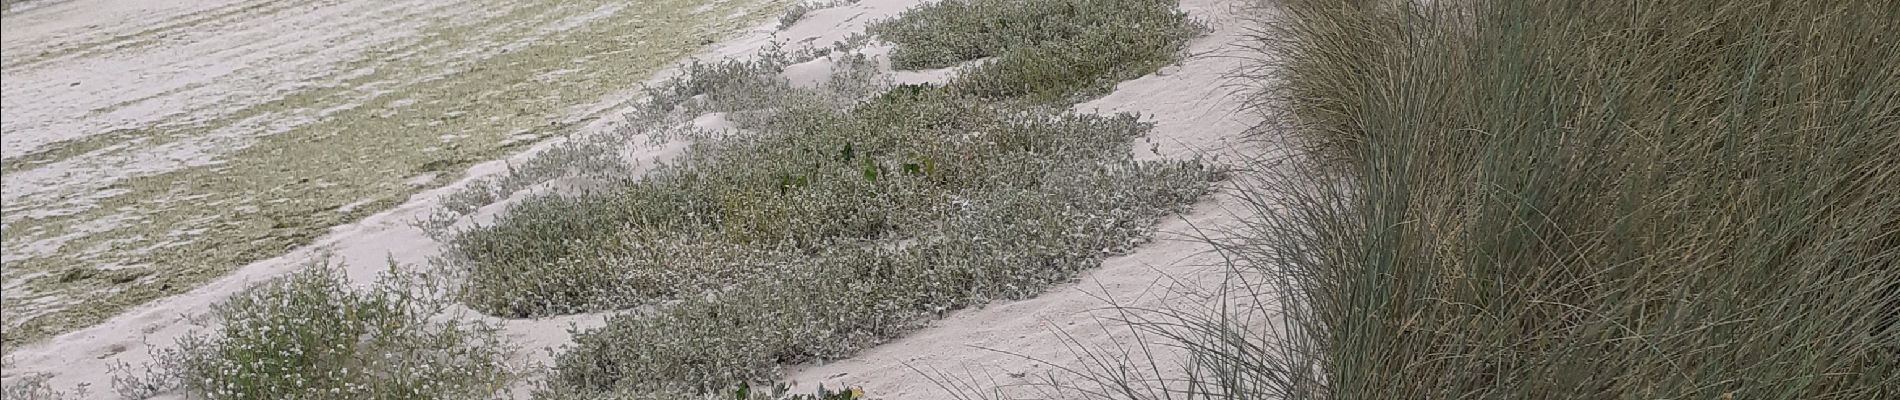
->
[[778, 0, 864, 31], [872, 0, 1203, 103], [778, 4, 813, 30], [114, 264, 513, 400], [532, 89, 1215, 397], [431, 0, 1211, 396], [1, 374, 87, 400], [419, 45, 856, 239], [424, 53, 793, 227], [450, 83, 1214, 318]]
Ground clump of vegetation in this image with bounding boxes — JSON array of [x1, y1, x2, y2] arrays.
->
[[776, 0, 860, 30], [419, 54, 805, 236], [426, 0, 1211, 396], [1124, 0, 1900, 399], [871, 0, 1202, 102], [1, 374, 88, 400], [741, 383, 866, 400], [110, 264, 514, 400], [536, 101, 1214, 395], [449, 82, 1212, 318], [778, 4, 815, 29]]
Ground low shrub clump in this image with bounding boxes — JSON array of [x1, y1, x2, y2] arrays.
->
[[450, 82, 1212, 318], [538, 98, 1215, 396], [1, 374, 87, 400], [1142, 0, 1900, 399], [871, 0, 1201, 102], [110, 265, 513, 400], [778, 0, 860, 30], [461, 79, 1216, 397], [431, 0, 1211, 396]]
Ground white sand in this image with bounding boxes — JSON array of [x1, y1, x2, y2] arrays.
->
[[0, 0, 1281, 397]]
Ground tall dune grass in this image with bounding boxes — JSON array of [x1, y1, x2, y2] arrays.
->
[[1134, 0, 1900, 398]]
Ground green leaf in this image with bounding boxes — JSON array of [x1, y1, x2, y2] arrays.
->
[[863, 158, 879, 182]]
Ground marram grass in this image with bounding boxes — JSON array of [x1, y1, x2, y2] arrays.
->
[[1087, 0, 1900, 399]]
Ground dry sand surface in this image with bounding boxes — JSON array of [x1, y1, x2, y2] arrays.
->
[[1, 0, 1277, 397]]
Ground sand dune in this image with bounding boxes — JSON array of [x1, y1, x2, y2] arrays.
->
[[0, 0, 1274, 397]]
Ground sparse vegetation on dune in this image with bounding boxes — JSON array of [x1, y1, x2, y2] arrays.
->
[[778, 0, 861, 30], [1, 373, 87, 400], [535, 91, 1215, 397], [103, 0, 1209, 398], [872, 0, 1200, 103], [105, 264, 514, 400], [448, 66, 1212, 319], [64, 0, 1895, 398], [1110, 0, 1900, 399], [428, 0, 1212, 397]]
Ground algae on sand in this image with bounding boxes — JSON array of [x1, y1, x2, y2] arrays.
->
[[0, 0, 796, 352]]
